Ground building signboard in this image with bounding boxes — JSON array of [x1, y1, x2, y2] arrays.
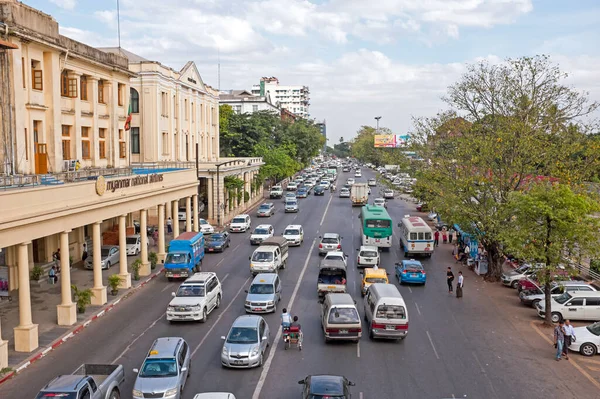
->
[[96, 174, 164, 196], [374, 134, 410, 148]]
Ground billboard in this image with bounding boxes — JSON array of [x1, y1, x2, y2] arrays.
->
[[374, 134, 410, 148]]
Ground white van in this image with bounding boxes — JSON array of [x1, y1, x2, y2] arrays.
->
[[364, 283, 409, 340], [536, 291, 600, 323], [356, 245, 380, 267]]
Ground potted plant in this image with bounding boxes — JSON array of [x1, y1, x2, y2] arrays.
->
[[69, 255, 74, 266], [71, 284, 92, 313], [108, 274, 121, 296], [131, 259, 142, 281], [30, 265, 44, 282], [149, 252, 158, 270]]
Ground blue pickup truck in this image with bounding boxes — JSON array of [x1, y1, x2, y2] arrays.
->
[[164, 231, 205, 280]]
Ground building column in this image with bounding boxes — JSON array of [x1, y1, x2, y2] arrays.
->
[[192, 194, 199, 232], [91, 222, 106, 305], [207, 178, 214, 221], [118, 215, 131, 288], [139, 209, 150, 276], [158, 204, 166, 263], [57, 231, 76, 326], [172, 200, 180, 237], [0, 318, 7, 369], [185, 196, 192, 233], [14, 242, 38, 352]]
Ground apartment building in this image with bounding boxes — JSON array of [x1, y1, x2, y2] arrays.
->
[[251, 77, 310, 118]]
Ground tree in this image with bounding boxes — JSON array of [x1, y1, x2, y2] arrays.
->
[[218, 105, 235, 157], [499, 182, 600, 325], [412, 55, 600, 280]]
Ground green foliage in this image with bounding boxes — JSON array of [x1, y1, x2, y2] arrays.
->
[[149, 252, 158, 269], [108, 274, 122, 292], [411, 55, 600, 280], [131, 259, 142, 281], [30, 265, 44, 281], [244, 191, 250, 203], [71, 284, 93, 313]]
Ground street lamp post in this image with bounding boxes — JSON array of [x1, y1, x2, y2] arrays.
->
[[374, 116, 382, 134]]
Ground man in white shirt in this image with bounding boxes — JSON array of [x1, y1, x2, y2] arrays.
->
[[456, 271, 464, 298], [562, 319, 576, 359]]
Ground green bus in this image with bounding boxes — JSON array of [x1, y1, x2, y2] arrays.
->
[[360, 205, 393, 248]]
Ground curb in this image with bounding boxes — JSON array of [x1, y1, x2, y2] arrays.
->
[[0, 267, 164, 386]]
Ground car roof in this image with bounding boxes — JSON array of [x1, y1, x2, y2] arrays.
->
[[148, 337, 185, 358], [255, 224, 273, 229], [260, 203, 273, 207], [184, 272, 217, 283], [364, 267, 387, 276], [565, 291, 600, 297], [322, 233, 340, 239], [360, 246, 378, 251], [252, 273, 278, 284], [232, 315, 262, 328], [193, 394, 236, 399], [374, 197, 385, 201], [308, 375, 345, 394], [285, 224, 302, 230], [402, 259, 423, 267], [324, 293, 354, 305], [232, 214, 249, 218]]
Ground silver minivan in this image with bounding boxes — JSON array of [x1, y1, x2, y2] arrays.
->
[[364, 283, 409, 340], [321, 293, 361, 343], [133, 337, 190, 399], [245, 273, 282, 313]]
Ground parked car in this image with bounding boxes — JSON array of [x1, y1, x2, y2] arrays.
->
[[205, 231, 231, 253], [256, 203, 275, 217], [84, 245, 119, 270], [395, 260, 427, 285], [126, 234, 148, 256], [221, 315, 270, 368], [520, 280, 596, 308], [299, 375, 355, 399], [536, 291, 600, 323], [501, 263, 544, 289], [416, 203, 428, 212], [570, 322, 600, 356]]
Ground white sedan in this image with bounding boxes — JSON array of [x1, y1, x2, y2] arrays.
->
[[323, 251, 347, 266], [570, 322, 600, 356]]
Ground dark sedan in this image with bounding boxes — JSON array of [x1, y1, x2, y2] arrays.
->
[[299, 375, 355, 399], [314, 186, 325, 196], [204, 231, 230, 253]]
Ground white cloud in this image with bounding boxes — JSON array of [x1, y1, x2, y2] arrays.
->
[[50, 0, 76, 10]]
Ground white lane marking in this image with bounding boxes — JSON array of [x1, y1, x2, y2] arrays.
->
[[293, 215, 298, 220], [408, 286, 413, 293], [252, 239, 318, 399], [319, 194, 334, 226], [232, 243, 241, 252], [415, 302, 422, 316], [216, 258, 224, 267], [190, 276, 251, 358], [426, 330, 440, 360], [357, 342, 361, 358], [221, 273, 230, 283], [161, 285, 171, 292], [112, 313, 165, 364], [360, 393, 363, 399]]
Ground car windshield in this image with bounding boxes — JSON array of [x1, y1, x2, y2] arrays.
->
[[250, 284, 274, 294], [254, 228, 270, 235], [366, 277, 388, 283], [100, 248, 112, 257], [286, 201, 297, 206], [328, 307, 360, 324], [176, 284, 205, 297], [321, 237, 338, 244], [326, 254, 343, 261], [227, 327, 258, 344], [139, 358, 178, 377], [374, 201, 385, 205], [232, 218, 246, 224], [252, 252, 273, 262], [360, 251, 378, 257], [199, 219, 208, 225], [366, 219, 391, 228], [207, 234, 224, 241], [554, 292, 572, 305], [259, 205, 270, 210], [165, 253, 188, 264], [376, 304, 406, 319], [285, 229, 300, 235], [587, 322, 600, 336], [308, 395, 345, 399], [126, 237, 138, 245]]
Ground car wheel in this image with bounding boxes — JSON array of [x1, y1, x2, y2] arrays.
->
[[200, 308, 207, 323], [511, 280, 519, 289], [551, 312, 562, 323], [106, 261, 111, 270], [580, 343, 597, 357], [259, 353, 264, 367], [531, 299, 541, 308], [216, 294, 221, 309]]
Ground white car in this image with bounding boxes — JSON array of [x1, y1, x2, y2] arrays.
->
[[355, 171, 362, 178], [427, 211, 438, 221], [570, 322, 600, 356], [287, 182, 298, 191], [383, 189, 394, 199], [126, 234, 148, 256], [373, 198, 387, 208], [357, 245, 380, 267], [166, 272, 222, 322], [199, 218, 215, 234], [324, 251, 347, 266], [229, 214, 252, 232], [319, 180, 331, 189], [347, 178, 355, 185], [250, 224, 274, 245], [339, 188, 350, 198], [368, 178, 377, 187], [283, 224, 304, 246]]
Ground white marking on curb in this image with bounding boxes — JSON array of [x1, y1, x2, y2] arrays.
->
[[41, 347, 53, 356], [96, 310, 106, 318], [62, 332, 74, 342], [426, 330, 440, 360], [83, 320, 92, 328], [113, 298, 122, 305], [252, 239, 318, 399], [16, 362, 30, 373]]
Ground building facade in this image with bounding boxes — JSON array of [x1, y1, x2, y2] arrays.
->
[[316, 120, 326, 151], [219, 89, 279, 115], [251, 77, 310, 118]]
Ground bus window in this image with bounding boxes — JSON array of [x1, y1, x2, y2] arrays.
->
[[409, 232, 417, 240], [425, 232, 432, 240], [418, 232, 424, 240], [366, 219, 391, 228]]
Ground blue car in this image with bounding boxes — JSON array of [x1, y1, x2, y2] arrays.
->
[[395, 260, 427, 285], [204, 231, 230, 253], [297, 188, 308, 198]]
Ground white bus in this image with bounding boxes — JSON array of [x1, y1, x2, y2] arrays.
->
[[398, 215, 434, 257]]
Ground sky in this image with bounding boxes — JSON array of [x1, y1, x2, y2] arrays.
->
[[26, 0, 600, 145]]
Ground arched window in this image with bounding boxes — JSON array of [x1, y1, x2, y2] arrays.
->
[[130, 88, 139, 113]]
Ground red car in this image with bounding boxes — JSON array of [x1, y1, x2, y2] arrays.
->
[[416, 203, 429, 212]]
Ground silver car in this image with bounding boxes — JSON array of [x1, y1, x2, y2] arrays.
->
[[221, 315, 270, 368], [319, 233, 343, 255], [285, 199, 299, 213], [84, 245, 119, 270]]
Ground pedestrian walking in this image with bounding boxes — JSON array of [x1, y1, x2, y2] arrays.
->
[[81, 243, 88, 262], [562, 319, 576, 359], [442, 228, 448, 244], [166, 217, 173, 234], [554, 321, 566, 361], [446, 267, 455, 293], [449, 228, 455, 244], [456, 271, 464, 298], [434, 230, 440, 247]]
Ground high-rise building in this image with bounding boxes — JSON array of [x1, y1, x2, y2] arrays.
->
[[315, 120, 326, 151], [251, 77, 310, 118]]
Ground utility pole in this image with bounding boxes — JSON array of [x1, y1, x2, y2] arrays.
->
[[374, 116, 382, 134]]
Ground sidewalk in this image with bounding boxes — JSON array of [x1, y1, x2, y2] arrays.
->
[[0, 238, 171, 373]]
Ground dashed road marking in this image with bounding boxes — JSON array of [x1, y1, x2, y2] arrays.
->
[[426, 330, 440, 360], [160, 285, 171, 292], [216, 259, 224, 267], [408, 286, 413, 293], [415, 302, 422, 316], [112, 313, 165, 364], [357, 342, 361, 358], [221, 273, 230, 283]]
